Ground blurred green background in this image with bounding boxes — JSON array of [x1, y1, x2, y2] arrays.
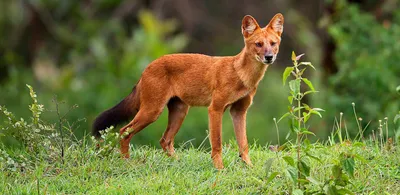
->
[[0, 0, 399, 147]]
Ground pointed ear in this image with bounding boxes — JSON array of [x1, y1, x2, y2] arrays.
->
[[242, 15, 260, 38], [267, 13, 284, 36]]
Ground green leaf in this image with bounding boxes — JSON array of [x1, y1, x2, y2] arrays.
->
[[293, 126, 300, 133], [353, 154, 367, 163], [299, 160, 310, 177], [338, 173, 350, 187], [310, 110, 323, 118], [264, 158, 275, 175], [302, 103, 311, 111], [341, 157, 355, 178], [394, 113, 400, 124], [286, 167, 298, 183], [306, 152, 322, 162], [299, 68, 306, 76], [283, 156, 295, 167], [266, 172, 279, 184], [304, 90, 319, 95], [352, 142, 365, 147], [300, 129, 316, 136], [285, 132, 291, 140], [289, 79, 301, 95], [336, 188, 355, 195], [278, 112, 291, 123], [288, 118, 294, 132], [293, 106, 305, 112], [298, 178, 310, 184], [313, 108, 325, 112], [307, 176, 323, 186], [332, 165, 342, 179], [283, 67, 294, 85], [303, 112, 311, 123], [324, 185, 338, 195], [251, 176, 263, 184], [299, 62, 316, 70], [303, 138, 311, 146], [289, 119, 300, 134], [288, 96, 294, 104], [302, 78, 315, 91], [293, 189, 304, 195]]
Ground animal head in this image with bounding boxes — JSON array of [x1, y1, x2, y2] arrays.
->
[[241, 13, 284, 65]]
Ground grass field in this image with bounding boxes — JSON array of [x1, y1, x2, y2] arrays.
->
[[2, 64, 400, 194], [1, 140, 399, 194]]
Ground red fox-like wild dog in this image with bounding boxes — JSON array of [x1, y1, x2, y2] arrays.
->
[[93, 14, 284, 169]]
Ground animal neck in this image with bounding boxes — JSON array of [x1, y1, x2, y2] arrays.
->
[[233, 47, 269, 88]]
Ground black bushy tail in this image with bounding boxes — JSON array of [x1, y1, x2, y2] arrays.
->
[[92, 86, 139, 137]]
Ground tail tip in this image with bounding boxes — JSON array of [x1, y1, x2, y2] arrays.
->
[[92, 118, 103, 138]]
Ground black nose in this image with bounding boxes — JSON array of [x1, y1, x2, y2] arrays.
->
[[265, 55, 273, 62]]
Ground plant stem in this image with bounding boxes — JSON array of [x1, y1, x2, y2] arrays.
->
[[339, 113, 343, 143], [295, 62, 302, 189], [297, 98, 301, 189], [352, 103, 363, 141], [54, 97, 65, 164], [379, 120, 383, 151], [273, 118, 280, 146], [385, 117, 388, 143]]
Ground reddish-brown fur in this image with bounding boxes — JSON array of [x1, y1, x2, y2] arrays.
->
[[93, 14, 284, 169]]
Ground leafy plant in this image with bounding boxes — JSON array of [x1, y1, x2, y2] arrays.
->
[[0, 85, 53, 154], [279, 51, 323, 191], [0, 85, 81, 166], [316, 153, 355, 195], [278, 52, 356, 194], [90, 126, 121, 158], [0, 147, 30, 172]]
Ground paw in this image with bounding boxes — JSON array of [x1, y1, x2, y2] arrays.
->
[[166, 150, 179, 160], [121, 153, 130, 159], [170, 153, 179, 160], [212, 156, 224, 169], [160, 141, 177, 158], [241, 155, 253, 167], [214, 162, 224, 170]]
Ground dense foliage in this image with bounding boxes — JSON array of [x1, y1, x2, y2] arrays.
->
[[327, 1, 400, 136]]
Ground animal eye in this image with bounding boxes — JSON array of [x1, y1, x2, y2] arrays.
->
[[271, 42, 277, 46], [255, 42, 263, 47]]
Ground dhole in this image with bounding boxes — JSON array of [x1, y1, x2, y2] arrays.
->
[[93, 14, 284, 169]]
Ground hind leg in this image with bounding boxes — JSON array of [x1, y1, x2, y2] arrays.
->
[[160, 97, 189, 157], [119, 80, 171, 158], [119, 107, 164, 158]]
